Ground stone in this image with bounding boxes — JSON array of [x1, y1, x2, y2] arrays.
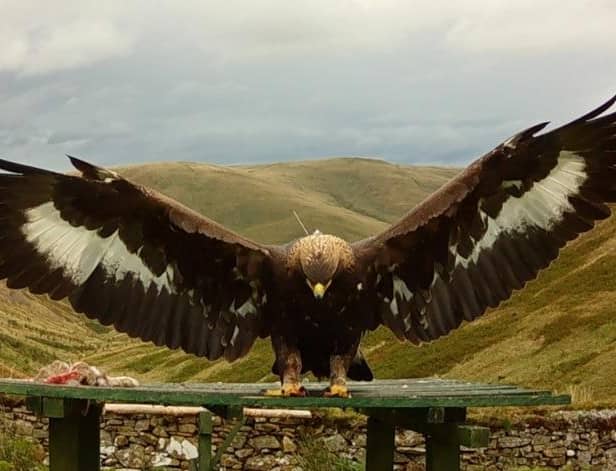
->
[[135, 419, 150, 431], [544, 446, 566, 458], [128, 435, 148, 446], [399, 446, 426, 455], [282, 436, 297, 453], [178, 423, 198, 434], [115, 445, 146, 468], [323, 433, 348, 452], [235, 448, 254, 459], [255, 422, 279, 433], [231, 433, 247, 449], [566, 449, 576, 457], [394, 452, 410, 464], [606, 447, 616, 458], [397, 430, 423, 447], [142, 433, 159, 446], [531, 435, 551, 445], [250, 435, 281, 450], [354, 433, 367, 447], [151, 453, 174, 467], [166, 437, 199, 459], [152, 425, 168, 438], [114, 435, 129, 447], [101, 444, 115, 455], [245, 455, 278, 471], [221, 454, 243, 468], [498, 436, 531, 448], [14, 420, 33, 435], [578, 450, 592, 464]]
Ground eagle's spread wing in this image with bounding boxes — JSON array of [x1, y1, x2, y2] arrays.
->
[[353, 96, 616, 343], [0, 157, 274, 361]]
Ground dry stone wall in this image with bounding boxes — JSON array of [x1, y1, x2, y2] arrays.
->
[[2, 403, 616, 470]]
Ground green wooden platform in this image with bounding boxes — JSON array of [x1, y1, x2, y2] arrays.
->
[[0, 378, 570, 470]]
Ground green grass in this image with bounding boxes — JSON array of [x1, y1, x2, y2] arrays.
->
[[1, 157, 616, 406], [0, 415, 46, 470], [295, 433, 363, 471]]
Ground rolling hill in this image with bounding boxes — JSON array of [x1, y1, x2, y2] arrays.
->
[[1, 157, 615, 404]]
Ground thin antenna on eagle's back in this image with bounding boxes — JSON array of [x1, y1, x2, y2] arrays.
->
[[293, 210, 310, 236]]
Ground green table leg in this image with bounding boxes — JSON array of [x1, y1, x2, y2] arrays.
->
[[425, 423, 460, 471], [198, 410, 213, 471], [48, 399, 101, 471], [365, 416, 395, 470]]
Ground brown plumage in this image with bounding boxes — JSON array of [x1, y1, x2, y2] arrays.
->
[[1, 95, 615, 397], [288, 231, 355, 283]]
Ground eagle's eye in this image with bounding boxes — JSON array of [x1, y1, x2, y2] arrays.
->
[[306, 279, 332, 299]]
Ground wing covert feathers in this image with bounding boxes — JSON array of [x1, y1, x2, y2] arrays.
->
[[0, 157, 272, 361], [354, 96, 616, 343]]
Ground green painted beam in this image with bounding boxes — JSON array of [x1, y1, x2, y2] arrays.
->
[[366, 416, 395, 471], [0, 379, 571, 409], [48, 399, 101, 471], [458, 425, 490, 448], [426, 423, 461, 471], [198, 411, 212, 471]]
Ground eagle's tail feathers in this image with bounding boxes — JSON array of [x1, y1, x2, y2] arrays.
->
[[347, 349, 373, 381]]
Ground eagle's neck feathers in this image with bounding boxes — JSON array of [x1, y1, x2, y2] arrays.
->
[[288, 233, 354, 282]]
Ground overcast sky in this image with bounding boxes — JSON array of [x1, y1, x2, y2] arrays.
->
[[1, 0, 615, 171]]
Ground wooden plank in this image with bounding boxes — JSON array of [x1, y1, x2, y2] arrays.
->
[[0, 378, 563, 398], [366, 416, 395, 471], [127, 380, 543, 395], [31, 378, 534, 393], [104, 403, 312, 419], [0, 379, 571, 409]]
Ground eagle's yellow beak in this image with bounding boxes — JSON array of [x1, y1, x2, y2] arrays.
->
[[309, 280, 332, 299]]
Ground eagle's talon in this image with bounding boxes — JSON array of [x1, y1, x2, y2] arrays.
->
[[324, 384, 351, 398], [282, 383, 307, 397]]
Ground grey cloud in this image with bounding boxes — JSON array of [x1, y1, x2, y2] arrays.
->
[[1, 1, 615, 172]]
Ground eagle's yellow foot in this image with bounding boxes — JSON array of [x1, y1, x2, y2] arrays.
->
[[324, 384, 351, 398], [264, 383, 307, 397]]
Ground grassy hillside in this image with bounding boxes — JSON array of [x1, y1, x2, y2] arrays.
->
[[0, 285, 110, 378], [115, 158, 456, 244], [1, 157, 616, 405]]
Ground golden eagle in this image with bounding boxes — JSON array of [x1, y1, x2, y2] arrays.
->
[[1, 97, 615, 397]]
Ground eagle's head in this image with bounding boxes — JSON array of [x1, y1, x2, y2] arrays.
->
[[293, 231, 354, 299]]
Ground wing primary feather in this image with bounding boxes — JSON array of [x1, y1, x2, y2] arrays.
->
[[167, 294, 189, 350], [154, 287, 174, 344], [0, 159, 58, 176], [568, 95, 616, 125], [450, 269, 482, 321]]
